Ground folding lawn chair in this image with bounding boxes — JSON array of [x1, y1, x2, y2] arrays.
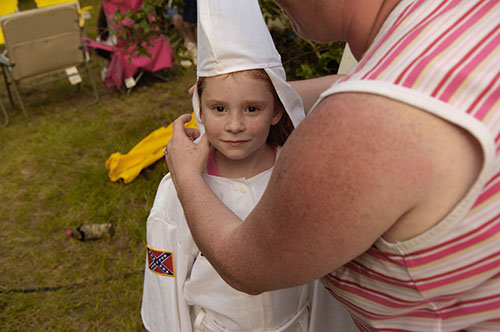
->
[[0, 0, 18, 128], [0, 88, 8, 128], [0, 2, 99, 120], [34, 0, 93, 27], [83, 0, 174, 93], [34, 0, 94, 62]]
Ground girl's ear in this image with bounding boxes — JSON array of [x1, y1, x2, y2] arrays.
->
[[271, 105, 284, 125]]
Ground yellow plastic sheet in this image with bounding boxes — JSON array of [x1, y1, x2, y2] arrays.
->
[[34, 0, 77, 7], [0, 1, 18, 45], [105, 113, 198, 184]]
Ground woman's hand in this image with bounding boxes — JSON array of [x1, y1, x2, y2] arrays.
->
[[165, 113, 211, 185], [188, 84, 196, 96]]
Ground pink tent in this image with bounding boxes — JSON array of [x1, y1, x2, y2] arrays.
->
[[83, 0, 174, 91]]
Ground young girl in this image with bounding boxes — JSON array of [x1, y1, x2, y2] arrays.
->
[[141, 0, 355, 331]]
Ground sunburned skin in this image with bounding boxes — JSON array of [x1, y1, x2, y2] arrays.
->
[[165, 0, 485, 296]]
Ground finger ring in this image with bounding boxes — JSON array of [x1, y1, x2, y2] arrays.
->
[[163, 146, 168, 155]]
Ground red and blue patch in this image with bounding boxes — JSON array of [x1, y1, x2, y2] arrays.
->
[[146, 245, 175, 277]]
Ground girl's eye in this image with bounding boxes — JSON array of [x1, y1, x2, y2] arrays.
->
[[213, 106, 225, 112], [247, 106, 259, 112]]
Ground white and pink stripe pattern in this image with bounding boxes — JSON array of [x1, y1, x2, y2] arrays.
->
[[323, 0, 500, 330], [343, 0, 500, 123]]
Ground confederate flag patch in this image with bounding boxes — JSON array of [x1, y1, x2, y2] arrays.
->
[[146, 245, 175, 277]]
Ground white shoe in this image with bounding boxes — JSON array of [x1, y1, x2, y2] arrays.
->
[[186, 42, 197, 65], [180, 60, 193, 68]]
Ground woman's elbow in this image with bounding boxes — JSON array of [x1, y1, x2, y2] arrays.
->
[[223, 275, 266, 296]]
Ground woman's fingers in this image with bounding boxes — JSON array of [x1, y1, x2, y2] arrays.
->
[[172, 113, 194, 137], [188, 84, 196, 96], [166, 113, 210, 182], [185, 128, 201, 141]]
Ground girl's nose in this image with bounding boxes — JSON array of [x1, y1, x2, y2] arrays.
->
[[224, 112, 245, 132]]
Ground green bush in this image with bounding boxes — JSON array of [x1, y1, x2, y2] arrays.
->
[[258, 0, 345, 80], [116, 0, 345, 80]]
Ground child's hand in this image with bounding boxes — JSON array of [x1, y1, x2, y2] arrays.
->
[[165, 113, 210, 185]]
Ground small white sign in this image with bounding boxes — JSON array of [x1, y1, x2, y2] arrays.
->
[[81, 11, 91, 20], [124, 76, 136, 89], [66, 66, 82, 85]]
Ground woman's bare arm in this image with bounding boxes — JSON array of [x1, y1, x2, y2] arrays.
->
[[167, 92, 478, 294], [289, 75, 344, 113]]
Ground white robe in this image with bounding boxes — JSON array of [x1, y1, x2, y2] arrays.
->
[[141, 168, 356, 332]]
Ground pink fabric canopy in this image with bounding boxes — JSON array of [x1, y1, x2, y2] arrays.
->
[[83, 0, 174, 90]]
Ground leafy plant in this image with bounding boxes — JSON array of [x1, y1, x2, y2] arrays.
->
[[116, 0, 345, 79]]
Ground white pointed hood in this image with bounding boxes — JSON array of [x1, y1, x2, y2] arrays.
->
[[193, 0, 305, 135]]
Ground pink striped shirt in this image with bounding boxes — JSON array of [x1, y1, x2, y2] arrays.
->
[[317, 0, 500, 330]]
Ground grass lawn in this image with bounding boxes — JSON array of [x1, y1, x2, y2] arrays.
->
[[0, 1, 195, 330]]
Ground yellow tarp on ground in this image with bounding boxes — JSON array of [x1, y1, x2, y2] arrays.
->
[[105, 113, 198, 184]]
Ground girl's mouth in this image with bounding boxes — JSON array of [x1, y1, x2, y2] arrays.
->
[[223, 140, 248, 146]]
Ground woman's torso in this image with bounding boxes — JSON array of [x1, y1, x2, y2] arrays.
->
[[317, 0, 500, 330]]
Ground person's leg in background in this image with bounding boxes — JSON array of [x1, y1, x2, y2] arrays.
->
[[174, 0, 197, 67]]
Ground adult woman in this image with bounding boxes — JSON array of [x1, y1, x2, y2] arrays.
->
[[166, 1, 500, 330]]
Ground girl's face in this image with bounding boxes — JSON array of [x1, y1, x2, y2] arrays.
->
[[199, 72, 283, 162]]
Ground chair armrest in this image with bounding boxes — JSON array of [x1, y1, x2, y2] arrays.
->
[[0, 53, 11, 66]]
